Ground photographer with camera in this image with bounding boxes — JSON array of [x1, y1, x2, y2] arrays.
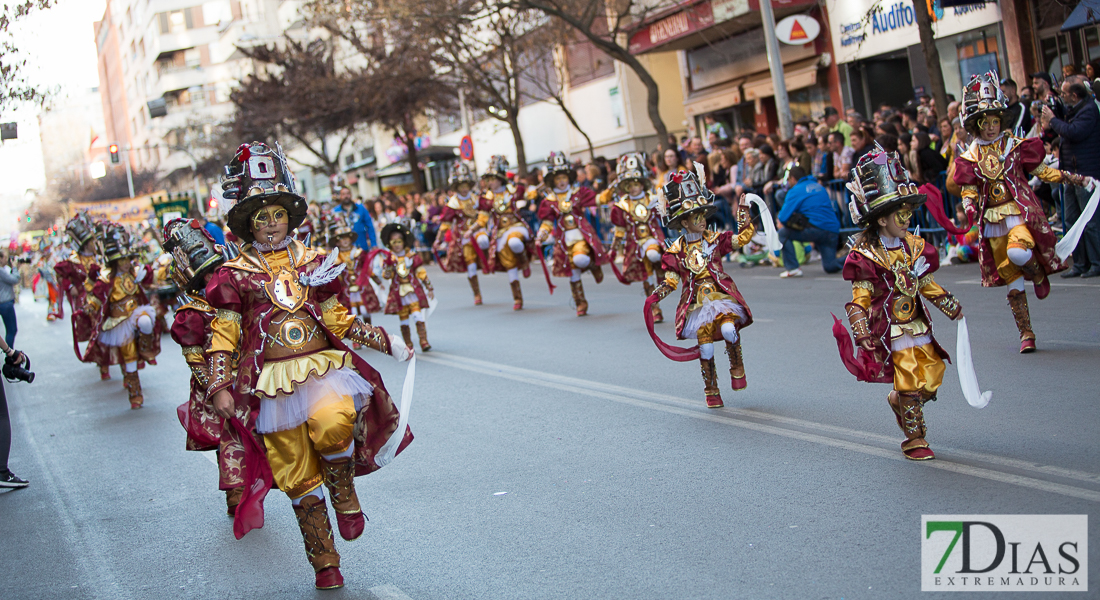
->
[[0, 331, 30, 488], [0, 250, 20, 347]]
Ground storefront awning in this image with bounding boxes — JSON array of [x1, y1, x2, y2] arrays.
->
[[741, 57, 820, 101], [628, 0, 815, 55], [1061, 0, 1100, 31], [684, 80, 746, 117]]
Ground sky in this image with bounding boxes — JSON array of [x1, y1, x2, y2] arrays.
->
[[0, 0, 106, 233]]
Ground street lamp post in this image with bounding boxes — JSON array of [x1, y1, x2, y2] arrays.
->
[[124, 146, 135, 198], [760, 0, 793, 139]]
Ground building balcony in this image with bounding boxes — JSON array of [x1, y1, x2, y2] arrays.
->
[[150, 26, 220, 58]]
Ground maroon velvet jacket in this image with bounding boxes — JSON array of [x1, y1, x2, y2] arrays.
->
[[54, 254, 101, 361], [204, 240, 412, 477], [367, 249, 431, 315], [483, 183, 534, 273], [952, 136, 1065, 286], [660, 230, 753, 340], [610, 193, 666, 283], [87, 264, 161, 366], [536, 186, 609, 277], [437, 194, 491, 273]]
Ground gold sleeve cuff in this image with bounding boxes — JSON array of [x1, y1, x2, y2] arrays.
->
[[207, 351, 233, 395], [663, 271, 681, 290], [538, 221, 551, 235], [960, 185, 978, 204], [735, 222, 756, 248], [319, 295, 340, 312], [209, 313, 241, 355], [188, 364, 210, 388], [476, 212, 490, 228], [1029, 164, 1063, 183], [321, 299, 355, 338], [927, 293, 961, 319], [850, 286, 873, 311], [345, 319, 391, 355], [845, 302, 872, 342], [181, 345, 205, 366], [416, 267, 428, 280], [613, 227, 626, 239]]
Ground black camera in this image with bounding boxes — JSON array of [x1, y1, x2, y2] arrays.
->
[[3, 353, 34, 384]]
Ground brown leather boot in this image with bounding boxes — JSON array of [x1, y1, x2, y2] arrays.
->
[[123, 371, 143, 409], [400, 324, 414, 350], [1008, 290, 1036, 353], [511, 280, 523, 311], [642, 281, 663, 323], [590, 263, 604, 284], [225, 487, 243, 517], [321, 456, 365, 541], [725, 340, 747, 390], [1015, 258, 1050, 299], [701, 357, 722, 408], [469, 275, 482, 305], [416, 321, 431, 352], [571, 280, 588, 316], [99, 365, 111, 380], [137, 332, 159, 365], [292, 494, 342, 588], [888, 391, 934, 460]]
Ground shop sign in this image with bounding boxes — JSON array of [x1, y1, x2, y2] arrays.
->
[[775, 15, 820, 45], [712, 0, 749, 24], [830, 0, 1001, 64], [628, 0, 714, 54]]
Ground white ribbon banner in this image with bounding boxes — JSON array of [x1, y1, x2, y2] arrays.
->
[[956, 317, 992, 409], [374, 352, 416, 467], [743, 193, 783, 253], [1056, 184, 1100, 261]]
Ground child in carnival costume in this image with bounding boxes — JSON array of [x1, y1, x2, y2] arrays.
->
[[437, 161, 491, 305], [53, 212, 112, 379], [164, 218, 249, 517], [604, 151, 667, 323], [480, 155, 534, 310], [836, 148, 964, 461], [535, 151, 609, 316], [326, 211, 382, 328], [370, 221, 434, 352], [936, 71, 1092, 353], [87, 221, 161, 408], [204, 142, 413, 590], [647, 166, 755, 408]]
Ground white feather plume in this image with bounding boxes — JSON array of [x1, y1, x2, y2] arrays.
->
[[298, 250, 345, 287], [913, 255, 930, 277], [656, 185, 669, 219], [693, 161, 706, 185]]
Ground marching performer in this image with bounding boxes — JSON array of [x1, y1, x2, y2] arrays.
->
[[163, 218, 246, 516], [204, 142, 412, 590], [647, 169, 754, 408], [437, 162, 490, 305], [481, 155, 533, 310], [87, 222, 161, 408], [371, 221, 433, 352], [606, 151, 667, 322], [935, 72, 1092, 353], [535, 151, 608, 316], [53, 212, 111, 379], [837, 149, 963, 461], [327, 212, 382, 326]]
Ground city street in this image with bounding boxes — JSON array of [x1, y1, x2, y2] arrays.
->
[[1, 258, 1098, 599]]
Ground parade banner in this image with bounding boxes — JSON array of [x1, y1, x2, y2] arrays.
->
[[76, 191, 165, 225]]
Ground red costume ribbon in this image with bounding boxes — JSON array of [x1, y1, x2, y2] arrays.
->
[[536, 244, 556, 294], [920, 184, 972, 236], [231, 416, 272, 540], [830, 313, 880, 382], [607, 251, 633, 285], [470, 231, 492, 275], [644, 295, 700, 361]]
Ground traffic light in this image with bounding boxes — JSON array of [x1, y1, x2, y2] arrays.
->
[[109, 144, 119, 164]]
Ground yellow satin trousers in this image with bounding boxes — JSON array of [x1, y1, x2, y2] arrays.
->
[[262, 393, 356, 499], [891, 343, 945, 397]]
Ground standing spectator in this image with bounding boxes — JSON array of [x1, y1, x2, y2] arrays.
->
[[851, 126, 875, 165], [1043, 81, 1100, 277], [1000, 78, 1032, 135], [704, 114, 730, 143], [829, 131, 854, 179], [332, 186, 379, 250], [810, 136, 833, 184], [914, 132, 947, 184], [775, 166, 842, 278], [0, 335, 29, 488], [824, 106, 852, 146], [656, 147, 687, 183], [0, 251, 19, 346]]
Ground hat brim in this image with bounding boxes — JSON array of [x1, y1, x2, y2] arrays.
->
[[226, 192, 308, 242], [858, 193, 926, 227], [381, 223, 414, 250], [666, 204, 717, 230]]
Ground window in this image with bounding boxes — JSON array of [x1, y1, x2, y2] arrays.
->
[[184, 49, 201, 68], [566, 39, 615, 87], [169, 11, 186, 33], [158, 12, 169, 33]]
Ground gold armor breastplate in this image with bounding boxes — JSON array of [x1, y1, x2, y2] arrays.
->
[[976, 143, 1011, 206], [395, 258, 415, 296], [263, 309, 329, 360]]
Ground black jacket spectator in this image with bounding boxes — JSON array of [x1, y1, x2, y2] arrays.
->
[[1049, 91, 1100, 178]]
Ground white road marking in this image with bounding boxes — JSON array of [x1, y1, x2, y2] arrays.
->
[[368, 583, 416, 600], [203, 451, 218, 466], [420, 352, 1100, 503], [1045, 339, 1100, 348], [955, 278, 1100, 288]]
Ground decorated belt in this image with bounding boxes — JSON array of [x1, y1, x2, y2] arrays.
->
[[263, 311, 329, 360]]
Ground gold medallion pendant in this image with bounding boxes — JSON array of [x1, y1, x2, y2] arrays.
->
[[559, 199, 573, 214], [280, 318, 309, 350], [395, 260, 410, 278], [264, 268, 306, 312], [686, 245, 708, 274], [977, 146, 1005, 181], [892, 263, 919, 298], [633, 202, 650, 221]]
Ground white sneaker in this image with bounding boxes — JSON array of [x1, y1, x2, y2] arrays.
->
[[780, 268, 804, 278]]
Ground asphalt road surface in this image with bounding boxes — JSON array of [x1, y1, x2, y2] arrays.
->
[[2, 257, 1097, 599]]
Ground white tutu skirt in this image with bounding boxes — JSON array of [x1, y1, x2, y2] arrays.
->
[[97, 305, 156, 347], [256, 368, 374, 434], [891, 332, 933, 352], [495, 224, 529, 252], [683, 299, 747, 339], [983, 215, 1024, 238]]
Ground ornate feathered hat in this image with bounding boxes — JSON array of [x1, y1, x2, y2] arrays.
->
[[325, 211, 357, 245], [218, 141, 307, 242], [162, 218, 224, 292], [613, 151, 651, 192], [448, 161, 477, 190], [657, 163, 715, 229], [381, 220, 415, 251], [845, 145, 925, 228], [960, 71, 1008, 134], [481, 155, 510, 183], [96, 221, 136, 264], [65, 211, 97, 248], [545, 151, 575, 183]]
